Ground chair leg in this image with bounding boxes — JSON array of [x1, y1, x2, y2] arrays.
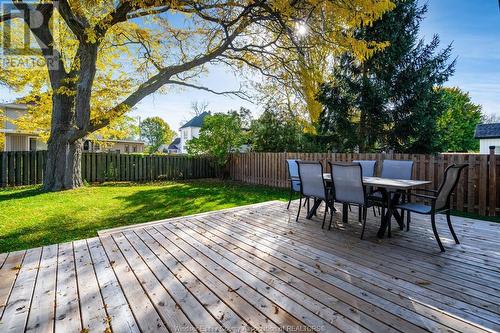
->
[[431, 213, 445, 252], [400, 210, 405, 230], [372, 206, 377, 217], [360, 206, 367, 239], [322, 203, 328, 229], [406, 212, 411, 231], [348, 204, 352, 212], [358, 205, 362, 222], [296, 196, 302, 222], [328, 203, 334, 230], [287, 189, 293, 210], [446, 211, 460, 244]]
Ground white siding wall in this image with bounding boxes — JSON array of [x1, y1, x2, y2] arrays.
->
[[479, 138, 500, 154], [179, 127, 201, 153]]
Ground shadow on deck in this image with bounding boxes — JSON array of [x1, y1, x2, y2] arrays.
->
[[0, 200, 499, 332]]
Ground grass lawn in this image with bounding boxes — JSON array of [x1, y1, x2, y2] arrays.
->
[[0, 180, 289, 253]]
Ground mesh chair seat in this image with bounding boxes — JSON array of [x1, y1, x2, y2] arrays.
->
[[368, 191, 398, 202], [291, 179, 301, 192], [396, 202, 432, 214]]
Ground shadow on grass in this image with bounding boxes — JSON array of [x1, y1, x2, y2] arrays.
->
[[0, 214, 87, 251], [0, 181, 290, 252], [110, 181, 287, 223], [0, 186, 46, 200]]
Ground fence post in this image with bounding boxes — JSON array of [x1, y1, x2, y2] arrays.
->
[[0, 152, 6, 187], [489, 146, 497, 216]]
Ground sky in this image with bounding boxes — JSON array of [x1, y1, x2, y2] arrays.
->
[[418, 0, 500, 119], [1, 0, 499, 133]]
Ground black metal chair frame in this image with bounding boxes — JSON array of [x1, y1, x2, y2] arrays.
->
[[296, 161, 335, 228], [328, 162, 374, 238], [396, 164, 468, 252]]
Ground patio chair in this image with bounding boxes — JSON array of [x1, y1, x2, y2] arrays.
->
[[353, 160, 377, 218], [369, 159, 414, 232], [352, 160, 377, 177], [329, 163, 374, 238], [380, 159, 414, 180], [286, 159, 301, 210], [395, 164, 468, 252], [296, 161, 334, 227]]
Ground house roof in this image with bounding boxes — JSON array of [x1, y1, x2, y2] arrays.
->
[[180, 111, 210, 129], [88, 135, 144, 144], [0, 103, 28, 110], [168, 137, 181, 150], [474, 123, 500, 139]]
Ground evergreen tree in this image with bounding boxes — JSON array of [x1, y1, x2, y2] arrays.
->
[[250, 106, 305, 152], [318, 0, 455, 153]]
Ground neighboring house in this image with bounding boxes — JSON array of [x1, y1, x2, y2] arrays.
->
[[1, 102, 144, 153], [165, 137, 181, 154], [475, 123, 500, 154], [0, 103, 47, 152], [179, 111, 210, 153], [83, 138, 145, 153]]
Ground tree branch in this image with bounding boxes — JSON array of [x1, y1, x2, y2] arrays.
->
[[58, 0, 88, 38], [165, 79, 252, 102]]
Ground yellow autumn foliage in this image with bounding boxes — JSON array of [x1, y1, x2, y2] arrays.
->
[[0, 0, 395, 138]]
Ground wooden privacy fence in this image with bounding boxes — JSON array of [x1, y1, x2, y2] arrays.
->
[[229, 151, 499, 216], [0, 151, 218, 187]]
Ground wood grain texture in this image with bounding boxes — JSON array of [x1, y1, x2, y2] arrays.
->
[[0, 201, 499, 332]]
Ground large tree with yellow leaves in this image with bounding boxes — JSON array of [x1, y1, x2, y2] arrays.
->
[[0, 0, 393, 191]]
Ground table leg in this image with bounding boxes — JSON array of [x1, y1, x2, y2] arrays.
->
[[406, 189, 411, 231], [306, 198, 322, 219], [376, 190, 394, 238], [392, 192, 405, 230], [342, 203, 349, 224]]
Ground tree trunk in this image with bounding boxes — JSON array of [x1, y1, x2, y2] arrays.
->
[[43, 134, 83, 191], [42, 92, 84, 191]]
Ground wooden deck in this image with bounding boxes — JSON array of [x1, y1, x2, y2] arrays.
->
[[0, 201, 499, 332]]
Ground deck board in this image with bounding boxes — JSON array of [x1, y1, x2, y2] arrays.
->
[[0, 201, 499, 333]]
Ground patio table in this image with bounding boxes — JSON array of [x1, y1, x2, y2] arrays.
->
[[306, 174, 431, 238]]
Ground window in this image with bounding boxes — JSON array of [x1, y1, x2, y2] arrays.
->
[[125, 145, 130, 153], [133, 146, 137, 153], [29, 138, 37, 151], [183, 130, 188, 139], [83, 140, 91, 151]]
